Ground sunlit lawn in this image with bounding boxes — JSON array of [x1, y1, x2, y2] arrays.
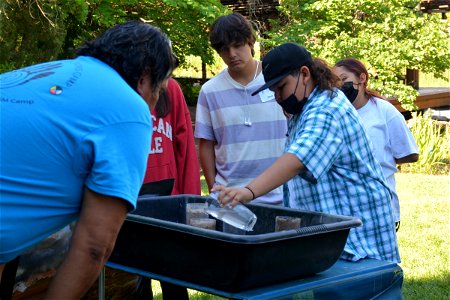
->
[[395, 173, 449, 299]]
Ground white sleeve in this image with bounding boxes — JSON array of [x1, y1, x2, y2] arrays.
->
[[384, 103, 419, 158]]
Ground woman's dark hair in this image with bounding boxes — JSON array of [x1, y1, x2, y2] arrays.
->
[[209, 13, 257, 56], [154, 89, 172, 118], [76, 20, 178, 93], [335, 58, 385, 99]]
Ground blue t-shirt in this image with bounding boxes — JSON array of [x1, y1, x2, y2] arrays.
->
[[0, 57, 152, 263]]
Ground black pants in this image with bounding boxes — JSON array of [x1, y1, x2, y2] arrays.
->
[[134, 180, 189, 300]]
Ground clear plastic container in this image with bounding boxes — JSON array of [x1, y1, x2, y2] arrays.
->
[[205, 192, 257, 231]]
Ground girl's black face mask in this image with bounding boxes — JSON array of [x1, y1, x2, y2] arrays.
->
[[340, 81, 359, 103]]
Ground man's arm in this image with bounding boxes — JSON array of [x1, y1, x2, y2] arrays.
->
[[45, 188, 129, 300], [199, 138, 216, 191]]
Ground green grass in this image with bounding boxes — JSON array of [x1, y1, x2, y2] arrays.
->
[[200, 176, 209, 195], [420, 70, 450, 88], [149, 173, 450, 299], [395, 173, 450, 299]]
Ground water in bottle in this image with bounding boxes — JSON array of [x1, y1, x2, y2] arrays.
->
[[205, 192, 257, 231]]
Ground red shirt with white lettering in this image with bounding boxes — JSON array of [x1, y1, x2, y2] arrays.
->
[[142, 79, 201, 195]]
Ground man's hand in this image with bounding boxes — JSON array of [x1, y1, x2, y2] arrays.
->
[[45, 188, 129, 300]]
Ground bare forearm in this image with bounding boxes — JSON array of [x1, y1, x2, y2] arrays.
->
[[44, 241, 108, 299], [45, 189, 128, 299], [213, 153, 304, 206], [247, 153, 304, 200], [199, 139, 216, 190]]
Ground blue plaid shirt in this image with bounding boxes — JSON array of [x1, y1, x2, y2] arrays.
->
[[284, 87, 400, 263]]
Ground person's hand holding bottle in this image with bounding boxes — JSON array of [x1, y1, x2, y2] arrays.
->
[[210, 185, 256, 208]]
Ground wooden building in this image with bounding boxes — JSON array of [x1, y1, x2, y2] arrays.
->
[[419, 0, 450, 18], [388, 88, 450, 121], [220, 0, 280, 32]]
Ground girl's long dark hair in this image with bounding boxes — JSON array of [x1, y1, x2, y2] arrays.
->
[[154, 89, 172, 118], [291, 58, 340, 96], [309, 58, 340, 92]]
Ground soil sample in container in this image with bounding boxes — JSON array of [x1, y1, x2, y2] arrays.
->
[[275, 216, 301, 231], [185, 203, 208, 225], [189, 218, 216, 230]]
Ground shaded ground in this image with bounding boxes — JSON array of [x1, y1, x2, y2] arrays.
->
[[12, 268, 138, 300]]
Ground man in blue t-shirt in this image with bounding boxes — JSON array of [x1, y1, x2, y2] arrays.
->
[[0, 20, 178, 298]]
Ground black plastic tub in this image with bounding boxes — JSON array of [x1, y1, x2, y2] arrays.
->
[[108, 195, 362, 292]]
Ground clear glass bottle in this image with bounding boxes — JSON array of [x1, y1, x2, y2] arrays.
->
[[205, 192, 257, 231]]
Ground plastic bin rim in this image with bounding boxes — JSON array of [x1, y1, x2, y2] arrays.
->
[[127, 198, 362, 244], [136, 194, 364, 221]]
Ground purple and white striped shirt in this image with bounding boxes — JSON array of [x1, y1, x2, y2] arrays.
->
[[195, 68, 287, 204]]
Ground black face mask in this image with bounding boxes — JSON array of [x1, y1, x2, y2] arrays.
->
[[339, 81, 359, 103], [279, 94, 308, 115], [279, 74, 308, 115]]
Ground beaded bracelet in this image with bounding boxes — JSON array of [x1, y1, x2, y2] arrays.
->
[[245, 186, 256, 200]]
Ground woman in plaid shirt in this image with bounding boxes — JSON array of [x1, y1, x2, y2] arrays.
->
[[213, 42, 399, 263]]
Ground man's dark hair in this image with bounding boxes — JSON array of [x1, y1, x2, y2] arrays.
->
[[76, 20, 178, 92], [209, 13, 256, 56]]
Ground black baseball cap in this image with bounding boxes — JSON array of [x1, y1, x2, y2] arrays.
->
[[252, 42, 313, 96]]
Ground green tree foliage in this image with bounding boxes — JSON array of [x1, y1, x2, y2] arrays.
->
[[0, 0, 228, 72], [265, 0, 450, 110], [402, 112, 450, 174], [0, 0, 85, 71], [124, 0, 229, 66]]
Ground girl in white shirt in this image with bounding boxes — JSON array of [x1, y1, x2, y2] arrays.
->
[[334, 58, 419, 231]]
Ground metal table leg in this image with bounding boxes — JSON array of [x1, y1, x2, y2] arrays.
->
[[98, 267, 105, 300], [0, 256, 20, 300]]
